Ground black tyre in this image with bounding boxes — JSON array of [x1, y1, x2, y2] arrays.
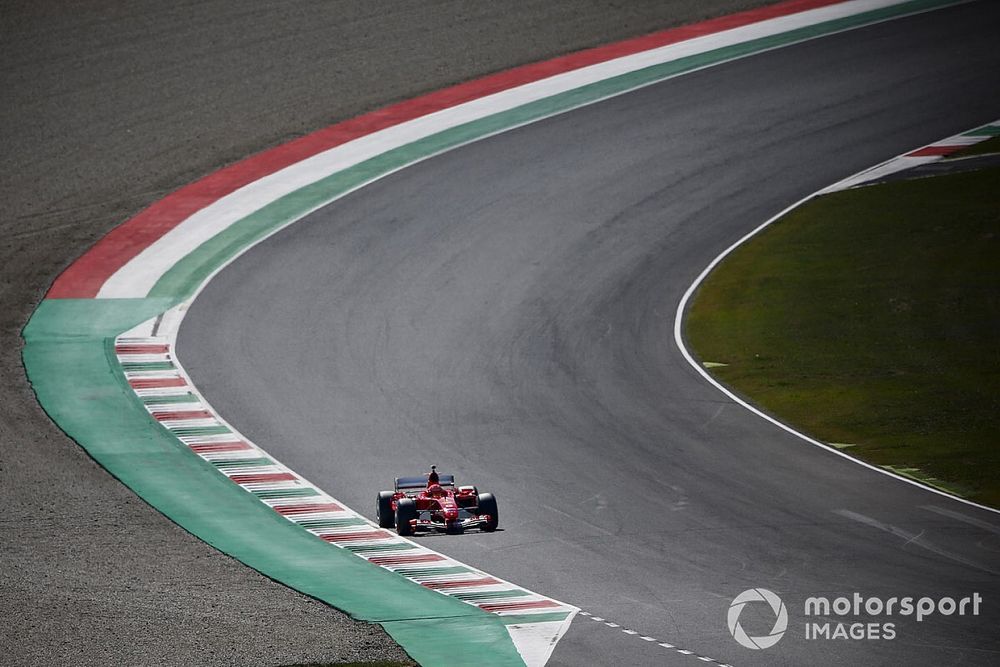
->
[[395, 498, 417, 536], [376, 491, 395, 528], [477, 493, 499, 532]]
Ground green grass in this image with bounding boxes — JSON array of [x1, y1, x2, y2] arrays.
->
[[949, 135, 1000, 159], [686, 166, 1000, 507]]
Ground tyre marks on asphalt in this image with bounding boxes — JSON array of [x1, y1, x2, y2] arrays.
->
[[834, 508, 1000, 575]]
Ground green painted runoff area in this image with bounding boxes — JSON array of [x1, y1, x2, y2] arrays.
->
[[686, 166, 1000, 507], [21, 298, 527, 666], [19, 2, 966, 664]]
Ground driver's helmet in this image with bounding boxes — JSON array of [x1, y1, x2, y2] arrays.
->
[[426, 483, 445, 498]]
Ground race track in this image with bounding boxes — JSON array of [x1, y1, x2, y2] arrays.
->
[[175, 1, 1000, 665], [4, 2, 776, 664]]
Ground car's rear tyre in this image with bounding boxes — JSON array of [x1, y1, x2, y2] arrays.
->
[[376, 491, 395, 528], [477, 493, 499, 532], [395, 498, 417, 536]]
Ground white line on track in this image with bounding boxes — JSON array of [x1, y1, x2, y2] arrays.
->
[[672, 121, 1000, 518], [580, 609, 731, 665]]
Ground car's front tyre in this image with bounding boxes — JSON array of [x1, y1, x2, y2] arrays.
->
[[376, 490, 395, 528], [395, 498, 417, 536], [477, 493, 499, 532]]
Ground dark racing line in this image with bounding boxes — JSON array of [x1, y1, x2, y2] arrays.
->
[[180, 3, 1000, 665]]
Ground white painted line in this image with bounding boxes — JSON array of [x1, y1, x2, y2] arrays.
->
[[673, 120, 1000, 518], [822, 118, 999, 192], [96, 6, 985, 666], [115, 321, 578, 667], [97, 0, 934, 299], [580, 609, 730, 665], [821, 155, 938, 191]]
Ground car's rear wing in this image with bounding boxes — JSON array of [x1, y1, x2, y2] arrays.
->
[[395, 474, 455, 491]]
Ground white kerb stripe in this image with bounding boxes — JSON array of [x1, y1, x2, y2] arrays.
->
[[98, 0, 914, 299]]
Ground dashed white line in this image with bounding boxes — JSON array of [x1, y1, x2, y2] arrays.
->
[[579, 608, 733, 666]]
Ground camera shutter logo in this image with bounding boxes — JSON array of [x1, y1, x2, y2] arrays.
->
[[728, 588, 788, 649]]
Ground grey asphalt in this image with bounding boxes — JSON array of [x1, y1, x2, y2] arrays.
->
[[181, 3, 1000, 665], [2, 1, 773, 665]]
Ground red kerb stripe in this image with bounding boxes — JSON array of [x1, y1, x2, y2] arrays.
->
[[367, 554, 445, 566], [152, 409, 214, 421], [228, 472, 296, 484], [321, 530, 392, 542], [273, 502, 344, 515], [189, 441, 252, 453], [478, 599, 560, 613], [907, 145, 963, 157], [46, 0, 842, 299], [129, 377, 186, 389], [422, 577, 500, 590]]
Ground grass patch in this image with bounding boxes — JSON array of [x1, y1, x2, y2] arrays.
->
[[686, 166, 1000, 507], [949, 135, 1000, 159]]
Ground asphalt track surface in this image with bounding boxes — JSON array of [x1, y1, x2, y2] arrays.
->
[[182, 3, 1000, 666], [2, 2, 774, 664]]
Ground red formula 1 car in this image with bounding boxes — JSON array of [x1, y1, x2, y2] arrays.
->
[[376, 466, 499, 536]]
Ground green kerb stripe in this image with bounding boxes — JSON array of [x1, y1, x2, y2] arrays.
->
[[392, 566, 472, 577], [22, 4, 965, 664], [169, 425, 231, 436], [147, 0, 958, 302], [210, 457, 272, 468], [121, 361, 175, 371], [295, 517, 367, 529], [965, 125, 1000, 136], [453, 590, 531, 601], [142, 393, 199, 404], [344, 542, 418, 553], [251, 488, 319, 499]]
